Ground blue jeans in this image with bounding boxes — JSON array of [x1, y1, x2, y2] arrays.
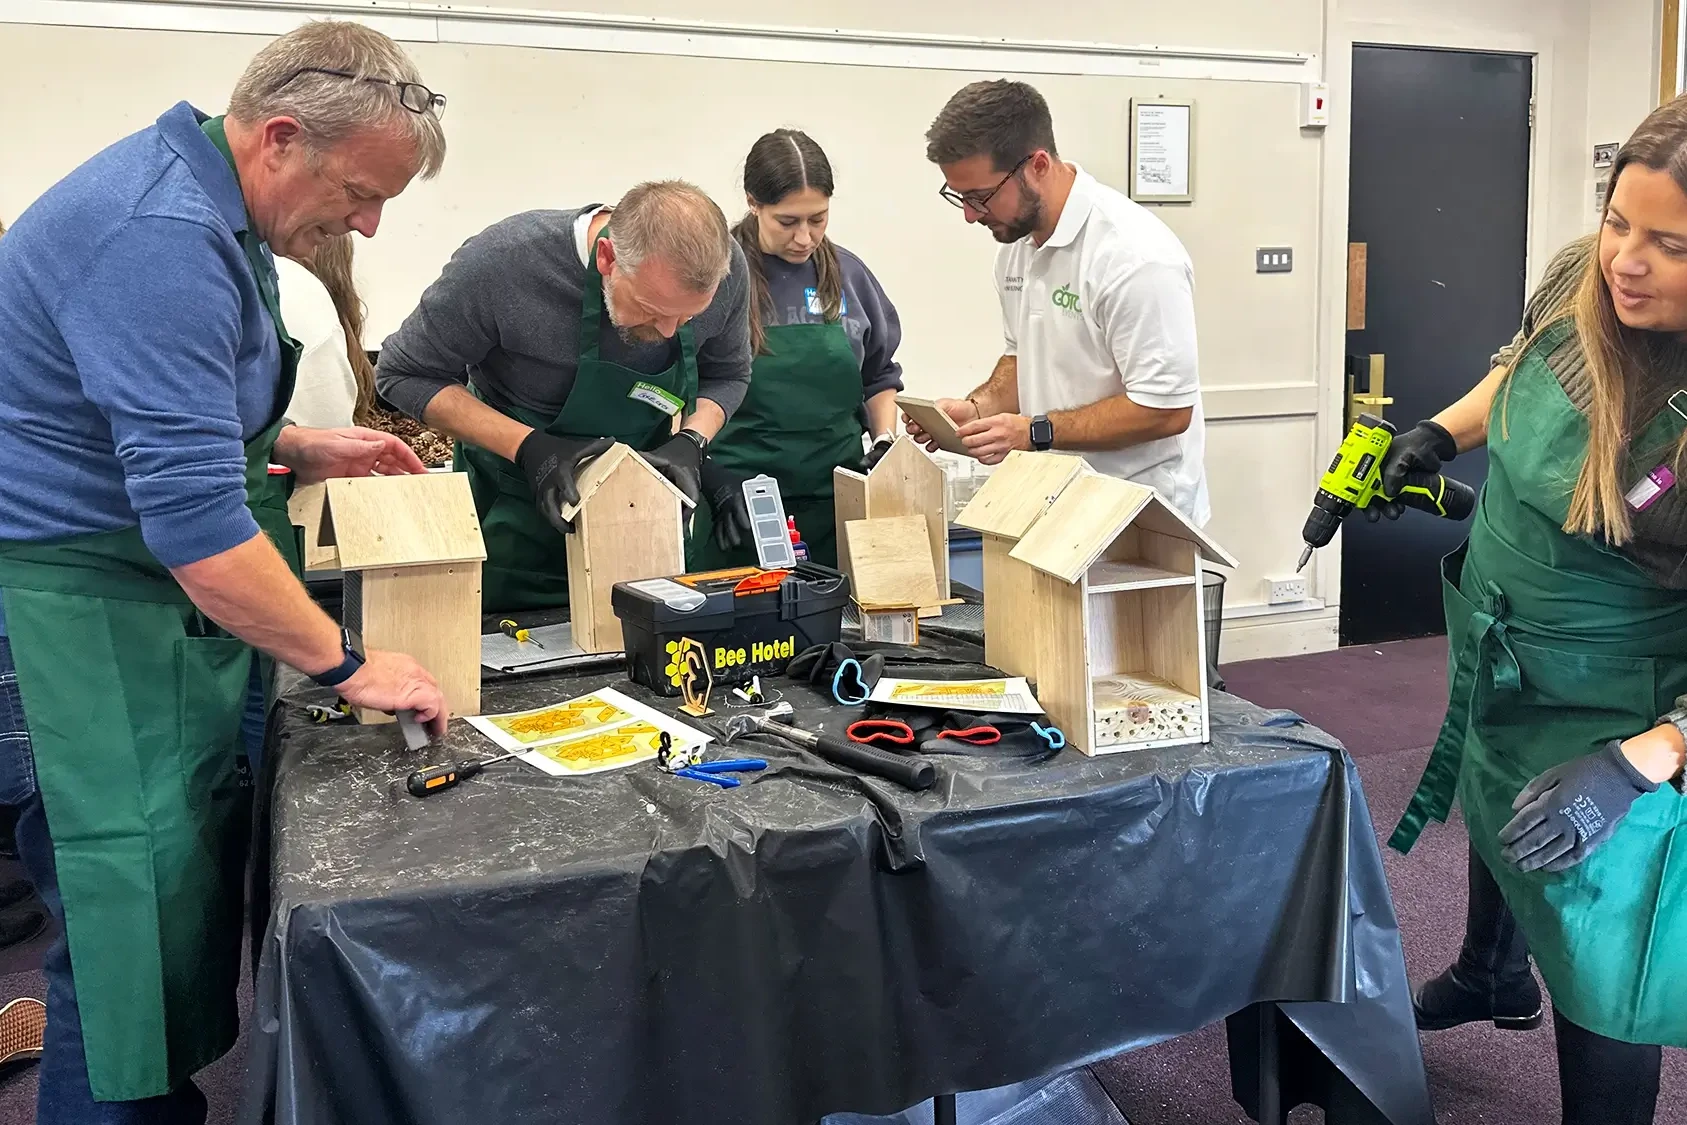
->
[[0, 634, 210, 1125]]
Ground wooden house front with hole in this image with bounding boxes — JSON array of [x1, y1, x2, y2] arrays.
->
[[972, 463, 1236, 755], [320, 472, 487, 723], [561, 443, 694, 654]]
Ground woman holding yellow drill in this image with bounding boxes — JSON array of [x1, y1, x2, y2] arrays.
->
[[1382, 97, 1687, 1125]]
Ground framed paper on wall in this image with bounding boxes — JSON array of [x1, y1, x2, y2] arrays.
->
[[1129, 98, 1195, 204]]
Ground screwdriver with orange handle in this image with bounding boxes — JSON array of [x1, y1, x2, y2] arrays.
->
[[406, 751, 521, 798]]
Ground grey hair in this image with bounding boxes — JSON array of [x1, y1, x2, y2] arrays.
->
[[227, 20, 446, 179], [610, 181, 733, 292]]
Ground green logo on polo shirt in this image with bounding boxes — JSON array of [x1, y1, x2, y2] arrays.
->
[[1052, 285, 1082, 315]]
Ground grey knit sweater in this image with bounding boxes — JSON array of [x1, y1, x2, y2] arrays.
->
[[1495, 236, 1687, 587]]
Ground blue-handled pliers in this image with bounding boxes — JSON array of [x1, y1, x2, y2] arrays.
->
[[674, 758, 768, 788]]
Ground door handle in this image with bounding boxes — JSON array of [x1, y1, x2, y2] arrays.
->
[[1345, 352, 1393, 430]]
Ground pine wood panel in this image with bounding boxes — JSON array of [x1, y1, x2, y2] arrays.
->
[[894, 394, 970, 455], [568, 458, 686, 653], [954, 450, 1086, 538], [1010, 473, 1152, 583], [352, 562, 482, 724], [323, 472, 486, 570], [843, 515, 941, 608]]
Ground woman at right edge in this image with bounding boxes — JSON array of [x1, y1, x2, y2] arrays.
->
[[1385, 98, 1687, 1125]]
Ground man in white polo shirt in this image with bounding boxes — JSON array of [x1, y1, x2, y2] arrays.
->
[[909, 79, 1210, 525]]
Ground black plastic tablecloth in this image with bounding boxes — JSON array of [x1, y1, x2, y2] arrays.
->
[[238, 631, 1432, 1125]]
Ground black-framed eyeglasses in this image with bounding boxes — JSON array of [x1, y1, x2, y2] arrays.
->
[[274, 67, 447, 119], [938, 153, 1034, 212]]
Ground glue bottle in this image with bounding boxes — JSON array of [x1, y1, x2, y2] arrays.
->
[[788, 516, 809, 562]]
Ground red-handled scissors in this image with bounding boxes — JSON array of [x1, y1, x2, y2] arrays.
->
[[846, 719, 915, 746]]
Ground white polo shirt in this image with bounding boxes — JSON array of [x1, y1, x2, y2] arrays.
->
[[996, 166, 1209, 525]]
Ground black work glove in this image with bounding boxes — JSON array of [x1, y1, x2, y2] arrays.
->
[[1367, 419, 1458, 522], [515, 431, 614, 534], [861, 433, 896, 472], [643, 430, 707, 505], [787, 642, 884, 692], [1498, 740, 1658, 873], [700, 458, 753, 553]]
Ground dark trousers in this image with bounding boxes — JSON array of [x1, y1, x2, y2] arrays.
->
[[1461, 844, 1660, 1125]]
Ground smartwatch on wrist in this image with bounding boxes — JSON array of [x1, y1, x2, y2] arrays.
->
[[311, 626, 366, 689], [1030, 414, 1055, 451]]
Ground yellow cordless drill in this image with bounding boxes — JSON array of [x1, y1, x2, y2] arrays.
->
[[1297, 413, 1477, 572]]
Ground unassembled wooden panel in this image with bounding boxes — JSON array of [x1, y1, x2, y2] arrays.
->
[[894, 394, 970, 456], [287, 482, 340, 573], [832, 467, 869, 578], [954, 450, 1086, 539], [1010, 473, 1152, 584], [323, 473, 486, 570], [982, 533, 1038, 678], [860, 606, 919, 645], [843, 516, 941, 608], [1031, 569, 1093, 754], [568, 462, 686, 653], [863, 438, 950, 603], [352, 562, 483, 724]]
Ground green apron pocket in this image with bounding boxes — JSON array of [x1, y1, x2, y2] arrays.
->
[[175, 636, 251, 810], [1476, 638, 1656, 784]]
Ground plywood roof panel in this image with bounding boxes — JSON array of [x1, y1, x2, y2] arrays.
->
[[953, 450, 1087, 538], [322, 472, 487, 570]]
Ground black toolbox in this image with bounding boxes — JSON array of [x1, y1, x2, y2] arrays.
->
[[612, 564, 851, 696]]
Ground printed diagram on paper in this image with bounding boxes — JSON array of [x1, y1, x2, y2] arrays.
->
[[867, 676, 1043, 714], [466, 686, 710, 775]]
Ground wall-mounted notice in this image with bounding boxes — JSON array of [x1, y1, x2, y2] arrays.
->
[[1130, 98, 1195, 204]]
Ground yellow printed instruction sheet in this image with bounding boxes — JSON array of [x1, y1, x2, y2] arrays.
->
[[466, 686, 710, 775]]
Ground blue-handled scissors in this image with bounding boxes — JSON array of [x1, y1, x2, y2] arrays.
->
[[675, 758, 768, 788], [1030, 722, 1066, 750]]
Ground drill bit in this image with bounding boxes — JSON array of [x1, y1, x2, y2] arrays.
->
[[1295, 544, 1313, 573]]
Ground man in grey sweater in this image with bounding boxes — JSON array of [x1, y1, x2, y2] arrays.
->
[[376, 181, 752, 610]]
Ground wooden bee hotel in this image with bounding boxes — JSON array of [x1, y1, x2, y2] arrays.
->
[[956, 452, 1235, 755]]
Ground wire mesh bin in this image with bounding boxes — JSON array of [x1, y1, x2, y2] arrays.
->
[[1202, 566, 1227, 692]]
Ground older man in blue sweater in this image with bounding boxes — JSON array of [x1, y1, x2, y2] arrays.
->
[[0, 21, 450, 1123]]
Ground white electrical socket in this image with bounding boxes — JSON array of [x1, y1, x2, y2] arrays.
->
[[1265, 576, 1309, 605]]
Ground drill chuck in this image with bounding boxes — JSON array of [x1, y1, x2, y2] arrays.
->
[[1300, 489, 1353, 552]]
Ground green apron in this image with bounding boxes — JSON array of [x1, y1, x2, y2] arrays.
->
[[456, 230, 698, 612], [0, 115, 302, 1099], [1391, 319, 1687, 1045], [688, 320, 863, 569]]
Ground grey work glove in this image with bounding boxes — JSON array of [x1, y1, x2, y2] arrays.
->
[[643, 430, 707, 505], [1498, 740, 1658, 873], [699, 458, 753, 553], [515, 431, 614, 534], [1367, 419, 1458, 522]]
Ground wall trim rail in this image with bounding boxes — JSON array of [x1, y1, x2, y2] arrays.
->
[[3, 0, 1320, 84]]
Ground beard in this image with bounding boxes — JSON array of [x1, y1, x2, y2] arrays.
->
[[987, 190, 1044, 244], [602, 269, 666, 345]]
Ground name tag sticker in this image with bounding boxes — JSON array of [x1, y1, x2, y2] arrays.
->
[[804, 287, 848, 317], [628, 381, 683, 416], [1627, 465, 1675, 512]]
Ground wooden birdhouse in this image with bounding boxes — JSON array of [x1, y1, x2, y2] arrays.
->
[[320, 472, 487, 723], [561, 443, 694, 654], [953, 450, 1089, 676], [959, 456, 1236, 755], [833, 437, 949, 614]]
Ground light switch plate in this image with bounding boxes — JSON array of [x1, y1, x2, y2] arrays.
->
[[1256, 247, 1293, 273]]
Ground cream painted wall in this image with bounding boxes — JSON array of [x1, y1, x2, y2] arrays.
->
[[0, 0, 1668, 657]]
